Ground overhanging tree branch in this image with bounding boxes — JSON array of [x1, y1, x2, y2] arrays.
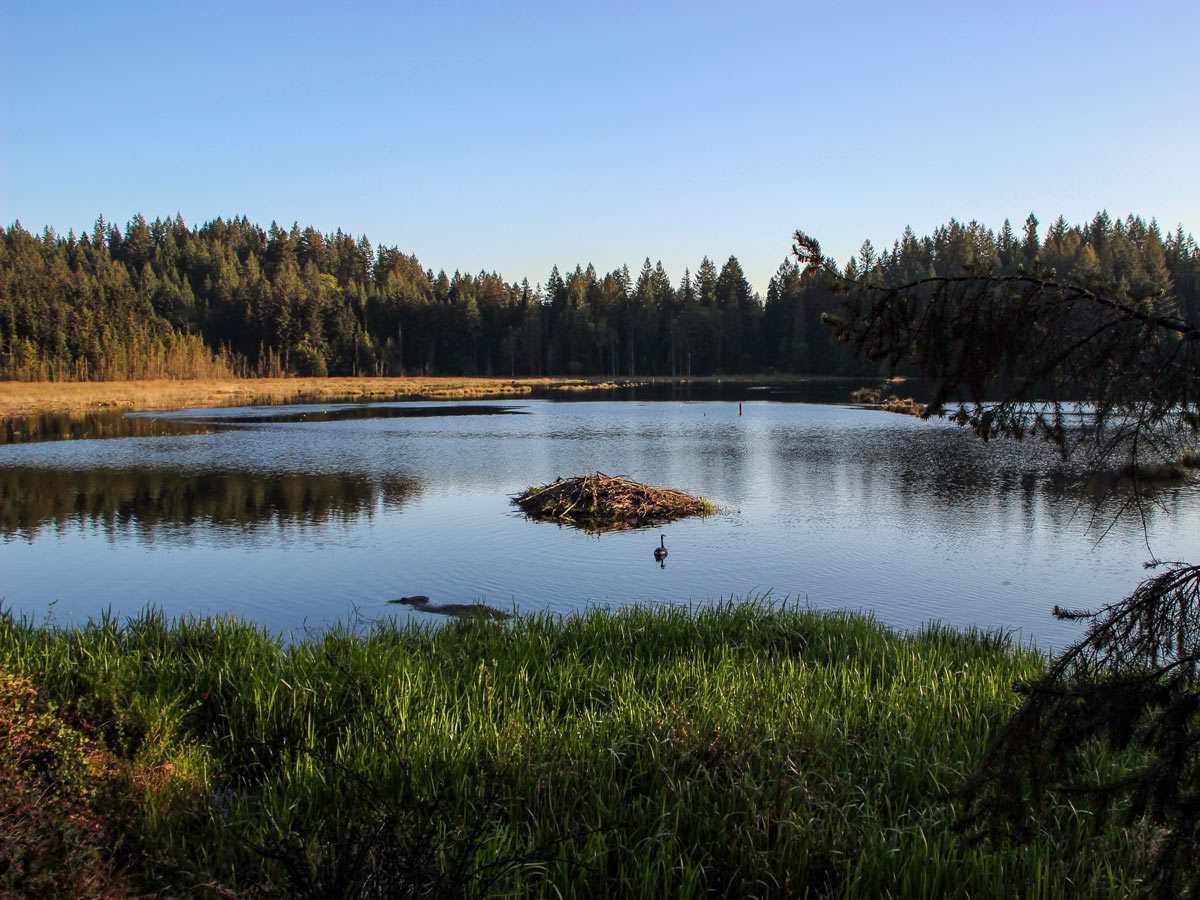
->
[[797, 229, 1200, 470], [794, 227, 1200, 898]]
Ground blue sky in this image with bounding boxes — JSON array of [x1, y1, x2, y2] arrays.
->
[[2, 1, 1196, 294]]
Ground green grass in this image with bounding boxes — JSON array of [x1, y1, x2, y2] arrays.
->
[[0, 600, 1145, 898]]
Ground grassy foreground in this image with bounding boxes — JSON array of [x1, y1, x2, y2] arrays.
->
[[0, 602, 1141, 898]]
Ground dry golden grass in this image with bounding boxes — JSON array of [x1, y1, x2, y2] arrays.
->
[[0, 377, 632, 417]]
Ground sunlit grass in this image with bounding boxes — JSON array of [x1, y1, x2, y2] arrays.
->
[[0, 375, 632, 418], [0, 601, 1145, 898]]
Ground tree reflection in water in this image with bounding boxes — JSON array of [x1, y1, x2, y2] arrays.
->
[[0, 466, 421, 539]]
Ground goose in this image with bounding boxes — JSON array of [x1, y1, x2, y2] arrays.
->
[[654, 534, 668, 564]]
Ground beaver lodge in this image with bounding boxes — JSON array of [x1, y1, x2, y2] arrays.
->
[[514, 473, 713, 532]]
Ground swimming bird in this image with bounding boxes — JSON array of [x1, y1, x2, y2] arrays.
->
[[654, 534, 668, 564]]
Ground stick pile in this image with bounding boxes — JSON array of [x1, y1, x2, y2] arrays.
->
[[514, 473, 709, 531]]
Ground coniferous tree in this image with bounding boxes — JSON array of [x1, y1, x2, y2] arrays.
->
[[2, 212, 1196, 382], [793, 223, 1200, 899]]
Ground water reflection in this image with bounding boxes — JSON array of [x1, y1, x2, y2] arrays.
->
[[0, 410, 218, 445], [2, 395, 1197, 646], [764, 417, 1193, 537], [0, 466, 420, 540], [159, 403, 528, 425], [1, 403, 527, 444]]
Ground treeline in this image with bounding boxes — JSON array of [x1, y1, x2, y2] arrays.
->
[[2, 211, 1197, 381], [771, 212, 1200, 375]]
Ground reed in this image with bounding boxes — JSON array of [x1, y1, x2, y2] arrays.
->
[[0, 376, 631, 418], [0, 601, 1144, 898]]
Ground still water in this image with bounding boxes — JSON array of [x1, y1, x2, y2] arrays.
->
[[3, 387, 1198, 650]]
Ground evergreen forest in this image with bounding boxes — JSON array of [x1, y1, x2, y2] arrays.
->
[[1, 212, 1196, 381]]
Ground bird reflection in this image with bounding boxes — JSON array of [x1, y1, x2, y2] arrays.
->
[[654, 534, 668, 568]]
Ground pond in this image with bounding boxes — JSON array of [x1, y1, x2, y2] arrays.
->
[[3, 383, 1198, 650]]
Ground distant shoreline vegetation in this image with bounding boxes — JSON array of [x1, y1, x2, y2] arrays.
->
[[1, 211, 1196, 383], [0, 375, 644, 419]]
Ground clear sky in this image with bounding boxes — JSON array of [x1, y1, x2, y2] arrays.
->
[[2, 0, 1196, 294]]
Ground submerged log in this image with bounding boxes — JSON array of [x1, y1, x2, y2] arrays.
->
[[389, 595, 511, 620], [514, 472, 713, 532]]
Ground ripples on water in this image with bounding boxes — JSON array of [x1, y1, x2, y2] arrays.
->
[[2, 387, 1197, 649]]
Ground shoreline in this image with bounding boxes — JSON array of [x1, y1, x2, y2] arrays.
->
[[0, 376, 619, 418], [0, 374, 835, 418]]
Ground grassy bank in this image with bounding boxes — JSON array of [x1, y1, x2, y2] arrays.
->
[[0, 376, 643, 418], [0, 602, 1140, 898], [0, 374, 846, 418]]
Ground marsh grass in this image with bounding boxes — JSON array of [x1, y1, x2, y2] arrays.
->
[[0, 601, 1144, 898], [0, 376, 630, 418]]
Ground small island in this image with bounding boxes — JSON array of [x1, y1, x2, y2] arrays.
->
[[514, 472, 713, 531]]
